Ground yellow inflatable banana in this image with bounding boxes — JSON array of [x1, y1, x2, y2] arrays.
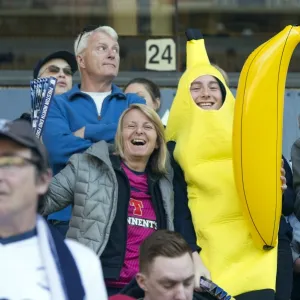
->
[[166, 29, 277, 298], [233, 25, 300, 249]]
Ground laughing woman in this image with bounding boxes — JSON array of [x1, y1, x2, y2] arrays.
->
[[41, 104, 174, 295]]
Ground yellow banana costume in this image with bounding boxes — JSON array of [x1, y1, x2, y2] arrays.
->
[[166, 30, 277, 297], [233, 25, 300, 249]]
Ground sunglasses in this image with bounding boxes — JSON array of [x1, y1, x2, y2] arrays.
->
[[76, 25, 99, 52], [40, 65, 73, 77], [0, 155, 37, 174]]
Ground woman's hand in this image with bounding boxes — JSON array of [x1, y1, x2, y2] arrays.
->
[[192, 251, 211, 291], [281, 159, 287, 193]]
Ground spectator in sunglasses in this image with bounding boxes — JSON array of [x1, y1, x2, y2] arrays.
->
[[33, 50, 78, 95], [18, 51, 77, 123]]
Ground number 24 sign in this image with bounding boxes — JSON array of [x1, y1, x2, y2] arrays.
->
[[145, 38, 176, 71]]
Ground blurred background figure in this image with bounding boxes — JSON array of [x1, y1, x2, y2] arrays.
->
[[19, 50, 77, 123], [124, 78, 161, 112], [33, 50, 77, 95]]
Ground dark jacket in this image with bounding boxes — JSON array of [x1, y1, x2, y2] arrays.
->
[[292, 139, 300, 220], [279, 156, 294, 241], [167, 141, 200, 252], [17, 112, 32, 123], [102, 154, 170, 280], [282, 156, 295, 216]]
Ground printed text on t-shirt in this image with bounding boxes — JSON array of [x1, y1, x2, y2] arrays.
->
[[128, 198, 157, 229]]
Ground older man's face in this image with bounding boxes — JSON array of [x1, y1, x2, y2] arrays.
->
[[79, 31, 120, 81]]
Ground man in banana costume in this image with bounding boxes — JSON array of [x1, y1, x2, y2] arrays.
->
[[166, 29, 278, 299]]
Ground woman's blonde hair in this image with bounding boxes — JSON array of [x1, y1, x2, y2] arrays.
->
[[115, 104, 168, 175]]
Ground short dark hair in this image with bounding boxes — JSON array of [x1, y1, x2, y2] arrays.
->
[[124, 78, 161, 107], [139, 230, 192, 274]]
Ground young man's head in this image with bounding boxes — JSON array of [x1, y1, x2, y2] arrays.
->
[[0, 119, 51, 233], [190, 74, 226, 111], [33, 51, 77, 95], [136, 230, 194, 300]]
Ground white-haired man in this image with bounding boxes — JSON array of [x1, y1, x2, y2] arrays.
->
[[42, 26, 145, 236]]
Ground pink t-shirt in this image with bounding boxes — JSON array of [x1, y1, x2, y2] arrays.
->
[[107, 163, 157, 288]]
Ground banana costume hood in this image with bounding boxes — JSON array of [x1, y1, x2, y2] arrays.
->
[[165, 30, 277, 298]]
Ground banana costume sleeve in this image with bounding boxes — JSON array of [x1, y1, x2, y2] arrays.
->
[[165, 29, 278, 298]]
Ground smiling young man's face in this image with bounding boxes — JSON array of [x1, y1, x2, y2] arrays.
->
[[190, 75, 223, 110]]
